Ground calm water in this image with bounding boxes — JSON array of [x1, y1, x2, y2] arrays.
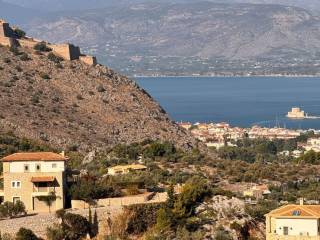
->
[[135, 77, 320, 130]]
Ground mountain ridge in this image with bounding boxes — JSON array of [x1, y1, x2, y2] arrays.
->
[[15, 1, 320, 76]]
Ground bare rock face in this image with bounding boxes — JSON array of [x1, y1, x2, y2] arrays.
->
[[0, 45, 199, 152], [196, 195, 265, 239]]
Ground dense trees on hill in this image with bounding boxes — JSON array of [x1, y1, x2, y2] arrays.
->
[[46, 210, 92, 240], [297, 150, 320, 164], [106, 177, 212, 239], [69, 176, 122, 203], [217, 137, 298, 163]]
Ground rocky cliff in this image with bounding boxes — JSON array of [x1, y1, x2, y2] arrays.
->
[[0, 43, 199, 152]]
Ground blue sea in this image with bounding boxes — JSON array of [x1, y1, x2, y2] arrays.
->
[[135, 77, 320, 130]]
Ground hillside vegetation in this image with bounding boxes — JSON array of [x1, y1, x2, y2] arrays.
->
[[0, 43, 198, 152]]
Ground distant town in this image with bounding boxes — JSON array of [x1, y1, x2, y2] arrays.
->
[[178, 121, 320, 158]]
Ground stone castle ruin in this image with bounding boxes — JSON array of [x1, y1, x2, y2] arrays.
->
[[0, 19, 97, 65]]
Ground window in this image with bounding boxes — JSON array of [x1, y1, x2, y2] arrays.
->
[[52, 163, 57, 169], [35, 163, 41, 172], [24, 164, 29, 172], [11, 181, 21, 188]]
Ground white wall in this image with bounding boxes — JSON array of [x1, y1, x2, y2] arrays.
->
[[275, 218, 318, 236], [9, 161, 65, 173]]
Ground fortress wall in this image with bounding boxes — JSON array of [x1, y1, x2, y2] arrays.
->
[[0, 24, 6, 37], [51, 43, 81, 61], [79, 55, 97, 65], [0, 22, 15, 38], [69, 44, 81, 60], [17, 39, 39, 49], [51, 44, 73, 60], [0, 36, 14, 47]]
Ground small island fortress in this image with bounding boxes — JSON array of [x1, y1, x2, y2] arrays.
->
[[287, 107, 320, 120], [287, 107, 306, 119], [0, 19, 97, 65]]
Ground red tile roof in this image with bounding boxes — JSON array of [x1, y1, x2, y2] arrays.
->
[[1, 152, 68, 162], [31, 176, 55, 182], [266, 204, 320, 218]]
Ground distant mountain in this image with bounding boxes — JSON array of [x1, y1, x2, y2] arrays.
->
[[4, 0, 320, 12], [19, 2, 320, 75], [4, 0, 320, 75], [213, 0, 320, 13], [0, 0, 43, 24]]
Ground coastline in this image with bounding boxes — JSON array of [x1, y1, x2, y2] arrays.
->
[[132, 74, 320, 78]]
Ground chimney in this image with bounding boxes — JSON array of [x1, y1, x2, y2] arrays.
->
[[299, 197, 304, 206], [60, 151, 65, 157]]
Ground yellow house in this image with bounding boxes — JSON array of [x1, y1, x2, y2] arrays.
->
[[243, 184, 271, 200], [107, 164, 147, 175], [266, 200, 320, 240], [1, 152, 68, 213]]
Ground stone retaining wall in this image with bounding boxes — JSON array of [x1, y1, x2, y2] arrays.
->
[[0, 192, 167, 239], [0, 206, 121, 239], [71, 192, 162, 209]]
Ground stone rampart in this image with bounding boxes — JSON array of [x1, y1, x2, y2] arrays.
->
[[0, 36, 13, 47], [0, 19, 97, 65], [0, 21, 15, 38], [51, 43, 81, 61], [79, 55, 97, 66], [17, 39, 39, 49]]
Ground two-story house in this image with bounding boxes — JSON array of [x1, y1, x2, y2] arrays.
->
[[1, 152, 68, 212], [266, 199, 320, 240]]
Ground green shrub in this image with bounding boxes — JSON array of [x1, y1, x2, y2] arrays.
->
[[33, 42, 51, 52], [13, 200, 26, 216], [60, 213, 90, 240], [40, 73, 50, 80], [46, 224, 64, 240], [245, 200, 278, 220], [20, 53, 30, 61], [9, 46, 21, 56], [0, 200, 26, 218], [48, 53, 63, 63], [214, 228, 232, 240], [96, 85, 106, 92], [14, 28, 26, 38], [16, 228, 39, 240], [69, 177, 122, 204], [143, 141, 176, 159], [125, 203, 163, 235]]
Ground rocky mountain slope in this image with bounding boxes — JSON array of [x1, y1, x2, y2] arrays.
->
[[12, 1, 320, 75], [0, 44, 198, 152]]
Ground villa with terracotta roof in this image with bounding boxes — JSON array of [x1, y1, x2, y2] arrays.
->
[[266, 199, 320, 239], [0, 152, 68, 213]]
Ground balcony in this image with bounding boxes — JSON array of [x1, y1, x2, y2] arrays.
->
[[32, 187, 55, 197], [31, 176, 56, 197]]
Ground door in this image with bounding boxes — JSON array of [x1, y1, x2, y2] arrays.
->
[[13, 197, 21, 204], [283, 226, 289, 235]]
